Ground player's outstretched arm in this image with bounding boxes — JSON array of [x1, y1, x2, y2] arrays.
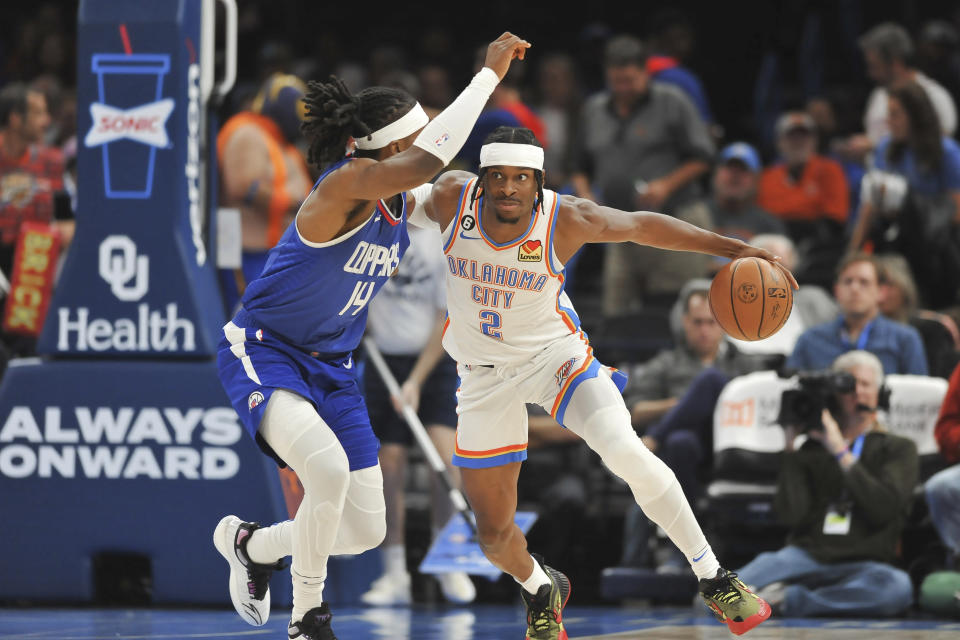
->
[[407, 170, 476, 231], [555, 196, 799, 289], [340, 33, 530, 202]]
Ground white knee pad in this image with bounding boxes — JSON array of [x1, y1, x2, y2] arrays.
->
[[579, 405, 677, 503], [332, 466, 386, 555]]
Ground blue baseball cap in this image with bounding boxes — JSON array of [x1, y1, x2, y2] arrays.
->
[[718, 142, 761, 172]]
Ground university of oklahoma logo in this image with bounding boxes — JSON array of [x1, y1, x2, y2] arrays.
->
[[84, 53, 174, 199], [99, 235, 149, 302]]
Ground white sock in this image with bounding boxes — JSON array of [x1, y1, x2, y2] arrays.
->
[[383, 544, 407, 577], [515, 555, 551, 595], [246, 521, 293, 565], [291, 568, 325, 624], [687, 542, 721, 581]]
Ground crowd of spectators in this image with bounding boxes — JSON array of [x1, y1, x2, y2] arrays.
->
[[3, 2, 960, 614]]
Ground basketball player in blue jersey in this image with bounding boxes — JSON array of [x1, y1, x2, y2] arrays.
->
[[211, 34, 530, 640], [410, 126, 799, 639]]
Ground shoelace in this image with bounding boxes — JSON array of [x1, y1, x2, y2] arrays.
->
[[246, 565, 272, 599], [706, 574, 744, 607], [526, 595, 556, 637]]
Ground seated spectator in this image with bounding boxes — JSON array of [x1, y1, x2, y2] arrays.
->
[[736, 350, 918, 617], [758, 111, 850, 250], [787, 253, 928, 375], [926, 361, 960, 570], [848, 82, 960, 310], [706, 143, 785, 251], [624, 283, 760, 430], [859, 22, 956, 146], [876, 254, 960, 378]]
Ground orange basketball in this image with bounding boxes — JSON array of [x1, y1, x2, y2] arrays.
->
[[709, 257, 793, 341]]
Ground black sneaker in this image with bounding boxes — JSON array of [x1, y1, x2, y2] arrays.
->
[[212, 515, 286, 626], [521, 554, 571, 639], [288, 603, 337, 640], [698, 568, 771, 636]]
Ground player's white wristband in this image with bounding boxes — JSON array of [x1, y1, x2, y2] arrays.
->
[[407, 183, 439, 230], [412, 67, 499, 165]]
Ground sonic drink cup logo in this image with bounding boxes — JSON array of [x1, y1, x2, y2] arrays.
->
[[85, 53, 172, 199]]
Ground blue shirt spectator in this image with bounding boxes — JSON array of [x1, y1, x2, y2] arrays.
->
[[786, 253, 928, 375], [874, 136, 960, 198], [787, 314, 928, 375]]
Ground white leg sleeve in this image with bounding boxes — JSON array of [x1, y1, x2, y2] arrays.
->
[[556, 375, 720, 578], [257, 390, 352, 617]]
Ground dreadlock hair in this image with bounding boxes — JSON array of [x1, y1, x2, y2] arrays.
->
[[301, 76, 416, 168], [470, 126, 545, 211]]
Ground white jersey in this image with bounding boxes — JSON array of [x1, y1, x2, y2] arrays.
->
[[440, 179, 581, 366]]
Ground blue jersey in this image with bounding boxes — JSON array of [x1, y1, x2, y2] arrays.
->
[[236, 158, 410, 355]]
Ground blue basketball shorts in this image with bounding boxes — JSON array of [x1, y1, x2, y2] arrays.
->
[[216, 319, 379, 471]]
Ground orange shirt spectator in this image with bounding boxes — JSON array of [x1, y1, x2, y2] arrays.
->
[[758, 112, 850, 224]]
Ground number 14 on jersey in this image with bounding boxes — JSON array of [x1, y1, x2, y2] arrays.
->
[[339, 281, 374, 316]]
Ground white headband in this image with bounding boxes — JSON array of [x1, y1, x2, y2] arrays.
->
[[354, 103, 429, 150], [479, 142, 544, 171]]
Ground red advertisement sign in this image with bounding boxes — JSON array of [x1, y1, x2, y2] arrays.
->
[[3, 222, 61, 336]]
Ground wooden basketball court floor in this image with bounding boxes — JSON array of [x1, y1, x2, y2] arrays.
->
[[2, 605, 958, 639]]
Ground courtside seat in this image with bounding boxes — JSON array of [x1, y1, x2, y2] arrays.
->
[[707, 370, 792, 501], [882, 374, 948, 483], [702, 371, 792, 562]]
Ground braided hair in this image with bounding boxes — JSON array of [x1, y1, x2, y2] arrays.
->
[[301, 76, 416, 168], [470, 126, 545, 212]]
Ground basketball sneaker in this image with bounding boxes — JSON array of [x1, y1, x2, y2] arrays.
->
[[360, 571, 412, 606], [213, 515, 286, 627], [521, 555, 571, 640], [698, 568, 771, 635], [437, 571, 477, 604], [288, 603, 337, 640]]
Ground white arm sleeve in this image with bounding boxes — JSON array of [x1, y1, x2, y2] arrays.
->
[[412, 67, 499, 165], [407, 183, 440, 230]]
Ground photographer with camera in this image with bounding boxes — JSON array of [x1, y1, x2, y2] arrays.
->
[[735, 350, 918, 617]]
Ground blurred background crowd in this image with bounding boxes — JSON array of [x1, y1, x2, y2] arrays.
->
[[3, 0, 960, 617]]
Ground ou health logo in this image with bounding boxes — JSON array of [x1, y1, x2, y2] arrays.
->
[[99, 235, 149, 302]]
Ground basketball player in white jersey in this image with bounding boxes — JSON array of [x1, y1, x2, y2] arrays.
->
[[407, 127, 798, 638]]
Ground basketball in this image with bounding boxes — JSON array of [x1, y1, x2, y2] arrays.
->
[[709, 257, 793, 341]]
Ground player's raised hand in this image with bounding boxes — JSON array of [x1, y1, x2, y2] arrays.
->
[[484, 32, 531, 80]]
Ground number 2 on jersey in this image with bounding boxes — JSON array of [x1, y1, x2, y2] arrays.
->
[[479, 310, 502, 340]]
